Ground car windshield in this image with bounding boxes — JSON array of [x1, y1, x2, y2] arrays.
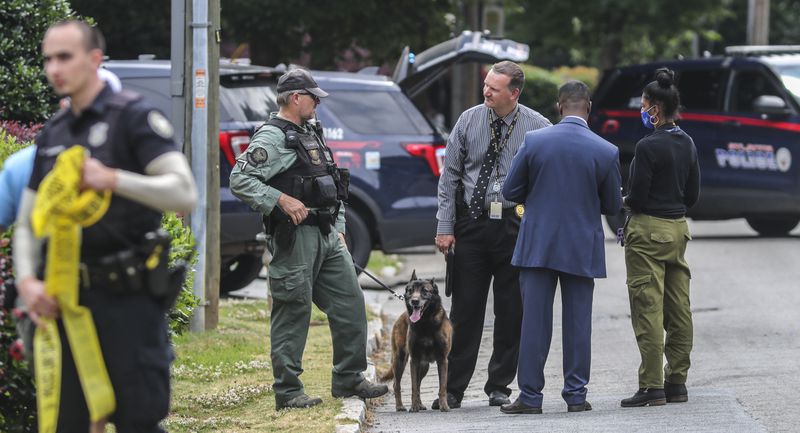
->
[[220, 82, 278, 122], [324, 90, 434, 135], [778, 66, 800, 103]]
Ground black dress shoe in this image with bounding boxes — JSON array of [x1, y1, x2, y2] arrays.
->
[[488, 390, 511, 406], [567, 401, 592, 412], [431, 393, 461, 410], [620, 388, 667, 407], [500, 398, 542, 414], [664, 381, 688, 403]]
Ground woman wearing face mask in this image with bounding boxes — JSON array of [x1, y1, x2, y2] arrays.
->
[[620, 67, 701, 408]]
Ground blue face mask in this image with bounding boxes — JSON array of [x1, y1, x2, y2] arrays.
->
[[640, 106, 656, 129]]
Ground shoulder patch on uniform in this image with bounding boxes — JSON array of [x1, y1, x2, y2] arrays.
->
[[147, 111, 174, 139], [247, 147, 268, 166]]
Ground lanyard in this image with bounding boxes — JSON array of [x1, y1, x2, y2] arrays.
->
[[487, 108, 520, 198]]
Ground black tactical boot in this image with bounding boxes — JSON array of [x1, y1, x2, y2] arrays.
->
[[620, 388, 667, 407], [665, 381, 688, 403], [276, 394, 323, 410], [332, 379, 389, 399]]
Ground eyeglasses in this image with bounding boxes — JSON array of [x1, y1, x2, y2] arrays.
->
[[296, 91, 320, 104]]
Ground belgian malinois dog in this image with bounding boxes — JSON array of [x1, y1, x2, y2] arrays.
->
[[380, 271, 452, 412]]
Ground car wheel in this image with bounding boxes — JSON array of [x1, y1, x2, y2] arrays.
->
[[746, 217, 800, 237], [344, 207, 371, 274], [605, 213, 626, 234], [220, 254, 263, 294]]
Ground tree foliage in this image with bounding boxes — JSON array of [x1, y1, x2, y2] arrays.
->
[[507, 0, 732, 70], [0, 0, 76, 122], [69, 0, 170, 60], [219, 0, 454, 69], [69, 0, 454, 70]]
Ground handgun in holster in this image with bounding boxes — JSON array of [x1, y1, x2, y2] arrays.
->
[[141, 229, 185, 310], [268, 209, 297, 251]]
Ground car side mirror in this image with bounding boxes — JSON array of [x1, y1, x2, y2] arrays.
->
[[753, 95, 791, 117]]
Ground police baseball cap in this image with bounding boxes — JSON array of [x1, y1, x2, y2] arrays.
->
[[276, 69, 328, 98]]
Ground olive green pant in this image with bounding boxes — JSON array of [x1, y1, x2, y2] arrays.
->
[[267, 225, 367, 405], [624, 214, 693, 389]]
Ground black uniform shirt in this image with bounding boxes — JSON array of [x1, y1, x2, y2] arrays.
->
[[625, 124, 701, 218], [29, 85, 178, 258]]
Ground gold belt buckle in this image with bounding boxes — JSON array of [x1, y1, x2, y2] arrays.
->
[[79, 263, 90, 289]]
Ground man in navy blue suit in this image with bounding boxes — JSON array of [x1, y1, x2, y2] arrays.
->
[[500, 81, 622, 414]]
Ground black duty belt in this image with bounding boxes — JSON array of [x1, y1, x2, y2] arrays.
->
[[79, 249, 147, 293], [298, 211, 335, 235], [457, 202, 520, 220]]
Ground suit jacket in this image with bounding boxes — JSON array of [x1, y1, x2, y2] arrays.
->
[[502, 117, 622, 278]]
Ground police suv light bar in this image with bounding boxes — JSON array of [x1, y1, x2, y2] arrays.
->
[[725, 46, 800, 56]]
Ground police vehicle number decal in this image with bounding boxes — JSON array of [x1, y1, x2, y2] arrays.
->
[[716, 143, 792, 173], [324, 127, 344, 140]]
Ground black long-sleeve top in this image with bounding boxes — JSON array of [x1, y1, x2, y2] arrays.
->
[[624, 124, 701, 218]]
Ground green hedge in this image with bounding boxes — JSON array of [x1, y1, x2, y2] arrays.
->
[[0, 0, 77, 122], [518, 65, 600, 124]]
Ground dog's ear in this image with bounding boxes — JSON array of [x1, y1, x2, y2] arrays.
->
[[430, 278, 438, 292], [410, 269, 417, 281]]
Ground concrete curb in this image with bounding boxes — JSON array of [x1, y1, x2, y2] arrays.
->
[[335, 302, 384, 433]]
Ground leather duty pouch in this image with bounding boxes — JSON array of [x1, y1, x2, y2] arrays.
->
[[111, 249, 145, 293], [336, 168, 350, 200], [313, 175, 339, 206]]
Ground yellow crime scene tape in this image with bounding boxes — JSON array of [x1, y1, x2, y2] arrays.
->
[[31, 145, 115, 433]]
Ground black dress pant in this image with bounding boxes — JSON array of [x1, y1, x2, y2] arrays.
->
[[448, 213, 522, 400]]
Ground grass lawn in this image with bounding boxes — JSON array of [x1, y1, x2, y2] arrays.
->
[[366, 251, 403, 274], [163, 298, 344, 433]]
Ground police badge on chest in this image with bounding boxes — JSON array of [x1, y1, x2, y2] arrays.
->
[[88, 122, 110, 147]]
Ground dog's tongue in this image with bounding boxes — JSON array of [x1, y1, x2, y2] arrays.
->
[[409, 308, 422, 323]]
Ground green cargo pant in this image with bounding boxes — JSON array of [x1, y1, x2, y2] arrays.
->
[[624, 214, 693, 389], [267, 225, 367, 405]]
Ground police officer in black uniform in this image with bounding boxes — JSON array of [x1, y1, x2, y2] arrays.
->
[[14, 20, 197, 432]]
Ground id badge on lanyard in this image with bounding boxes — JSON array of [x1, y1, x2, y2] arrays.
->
[[489, 201, 503, 219]]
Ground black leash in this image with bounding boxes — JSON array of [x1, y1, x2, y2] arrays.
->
[[353, 262, 404, 300]]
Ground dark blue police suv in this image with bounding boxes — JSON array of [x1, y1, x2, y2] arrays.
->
[[106, 31, 530, 292], [591, 46, 800, 236]]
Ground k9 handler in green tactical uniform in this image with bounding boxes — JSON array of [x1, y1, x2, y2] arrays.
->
[[230, 68, 388, 410]]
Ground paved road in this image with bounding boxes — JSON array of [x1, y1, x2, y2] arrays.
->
[[364, 219, 800, 433]]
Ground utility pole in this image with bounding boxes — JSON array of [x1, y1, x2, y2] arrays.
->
[[747, 0, 770, 45], [451, 0, 482, 126], [173, 0, 220, 332], [205, 0, 221, 330]]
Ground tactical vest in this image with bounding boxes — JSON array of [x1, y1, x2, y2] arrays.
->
[[262, 117, 349, 217], [36, 90, 163, 258]]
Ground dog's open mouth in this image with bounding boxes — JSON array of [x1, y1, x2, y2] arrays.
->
[[409, 306, 423, 323]]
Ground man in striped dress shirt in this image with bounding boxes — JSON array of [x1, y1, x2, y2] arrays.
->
[[434, 61, 552, 409]]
